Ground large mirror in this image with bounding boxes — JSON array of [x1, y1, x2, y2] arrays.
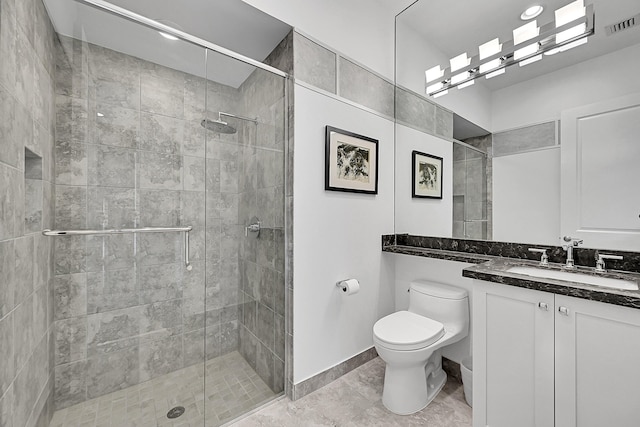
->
[[394, 0, 640, 251]]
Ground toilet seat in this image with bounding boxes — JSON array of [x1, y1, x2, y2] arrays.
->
[[373, 311, 445, 351]]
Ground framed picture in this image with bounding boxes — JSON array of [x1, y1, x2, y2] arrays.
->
[[412, 150, 443, 199], [325, 126, 379, 194]]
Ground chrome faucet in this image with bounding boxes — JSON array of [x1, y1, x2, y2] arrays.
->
[[562, 236, 583, 269]]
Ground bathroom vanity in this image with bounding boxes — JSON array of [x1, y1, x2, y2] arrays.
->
[[467, 259, 640, 427], [470, 276, 640, 427], [382, 234, 640, 427]]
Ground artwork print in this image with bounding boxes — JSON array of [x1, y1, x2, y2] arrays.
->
[[325, 126, 378, 194], [412, 150, 443, 199]]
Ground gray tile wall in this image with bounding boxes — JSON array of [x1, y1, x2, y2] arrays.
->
[[338, 58, 394, 117], [463, 135, 493, 240], [237, 52, 287, 395], [53, 35, 211, 409], [263, 31, 295, 398], [52, 34, 289, 409], [293, 32, 336, 94], [0, 0, 56, 426], [292, 31, 403, 125], [395, 86, 453, 139], [452, 141, 489, 240], [492, 121, 557, 157]]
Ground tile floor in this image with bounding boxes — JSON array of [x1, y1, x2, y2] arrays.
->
[[50, 351, 277, 427], [50, 356, 471, 426], [233, 357, 472, 427]]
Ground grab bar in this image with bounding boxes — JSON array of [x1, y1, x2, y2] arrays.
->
[[42, 226, 193, 270], [42, 226, 192, 236]]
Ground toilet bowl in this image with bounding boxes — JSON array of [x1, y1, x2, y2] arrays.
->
[[373, 281, 469, 415]]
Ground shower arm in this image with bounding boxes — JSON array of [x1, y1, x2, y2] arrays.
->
[[218, 111, 258, 124]]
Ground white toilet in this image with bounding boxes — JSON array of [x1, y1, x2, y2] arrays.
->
[[373, 280, 469, 415]]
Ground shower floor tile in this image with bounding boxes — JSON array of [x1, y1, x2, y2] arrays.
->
[[50, 351, 277, 427]]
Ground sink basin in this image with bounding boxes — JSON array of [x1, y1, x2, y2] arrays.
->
[[506, 266, 638, 291]]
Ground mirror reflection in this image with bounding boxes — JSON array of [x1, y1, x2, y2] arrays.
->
[[395, 0, 640, 250]]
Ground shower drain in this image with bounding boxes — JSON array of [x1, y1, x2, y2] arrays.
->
[[167, 406, 185, 419]]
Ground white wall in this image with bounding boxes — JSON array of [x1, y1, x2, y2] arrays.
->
[[395, 124, 453, 236], [393, 254, 474, 364], [493, 148, 561, 245], [396, 20, 493, 131], [242, 0, 397, 79], [293, 84, 395, 383], [492, 44, 640, 131]]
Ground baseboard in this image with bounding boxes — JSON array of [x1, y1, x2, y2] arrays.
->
[[291, 347, 378, 400]]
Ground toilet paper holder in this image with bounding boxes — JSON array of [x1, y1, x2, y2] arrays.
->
[[336, 280, 349, 292], [336, 278, 360, 294]]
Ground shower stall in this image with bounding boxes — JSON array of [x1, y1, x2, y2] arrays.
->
[[452, 140, 490, 240], [39, 1, 288, 425]]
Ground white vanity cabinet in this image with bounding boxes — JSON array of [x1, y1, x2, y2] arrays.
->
[[473, 280, 640, 427]]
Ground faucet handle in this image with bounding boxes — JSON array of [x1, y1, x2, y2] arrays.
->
[[595, 252, 623, 272], [528, 248, 549, 266], [562, 236, 584, 246]]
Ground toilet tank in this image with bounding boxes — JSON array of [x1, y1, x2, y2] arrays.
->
[[408, 280, 469, 335]]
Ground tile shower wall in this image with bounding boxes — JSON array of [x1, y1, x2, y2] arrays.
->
[[237, 53, 287, 393], [52, 35, 286, 409], [457, 135, 492, 240], [453, 143, 488, 240], [261, 30, 294, 398], [0, 0, 57, 426]]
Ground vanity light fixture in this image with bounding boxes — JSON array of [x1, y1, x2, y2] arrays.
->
[[519, 53, 543, 66], [478, 38, 503, 74], [513, 21, 540, 60], [425, 0, 593, 98]]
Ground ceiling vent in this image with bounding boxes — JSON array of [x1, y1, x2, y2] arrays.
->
[[605, 13, 640, 36]]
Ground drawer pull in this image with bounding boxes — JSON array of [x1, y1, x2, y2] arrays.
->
[[558, 306, 570, 316]]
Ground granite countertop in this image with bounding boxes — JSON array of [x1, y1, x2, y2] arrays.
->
[[382, 242, 640, 309], [382, 244, 497, 264], [463, 258, 640, 309]]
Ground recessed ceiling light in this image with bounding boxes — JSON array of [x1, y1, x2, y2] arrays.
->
[[521, 5, 544, 20]]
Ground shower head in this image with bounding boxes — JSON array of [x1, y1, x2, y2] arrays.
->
[[200, 112, 258, 135], [200, 118, 236, 134]]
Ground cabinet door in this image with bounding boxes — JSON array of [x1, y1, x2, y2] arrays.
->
[[555, 296, 640, 427], [473, 282, 555, 427]]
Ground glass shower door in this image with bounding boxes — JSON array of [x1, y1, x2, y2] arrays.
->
[[49, 2, 209, 425], [201, 49, 286, 425]]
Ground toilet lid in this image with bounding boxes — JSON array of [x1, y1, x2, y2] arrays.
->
[[373, 311, 445, 351]]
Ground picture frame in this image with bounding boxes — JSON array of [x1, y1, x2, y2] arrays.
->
[[412, 150, 443, 199], [325, 126, 379, 194]]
